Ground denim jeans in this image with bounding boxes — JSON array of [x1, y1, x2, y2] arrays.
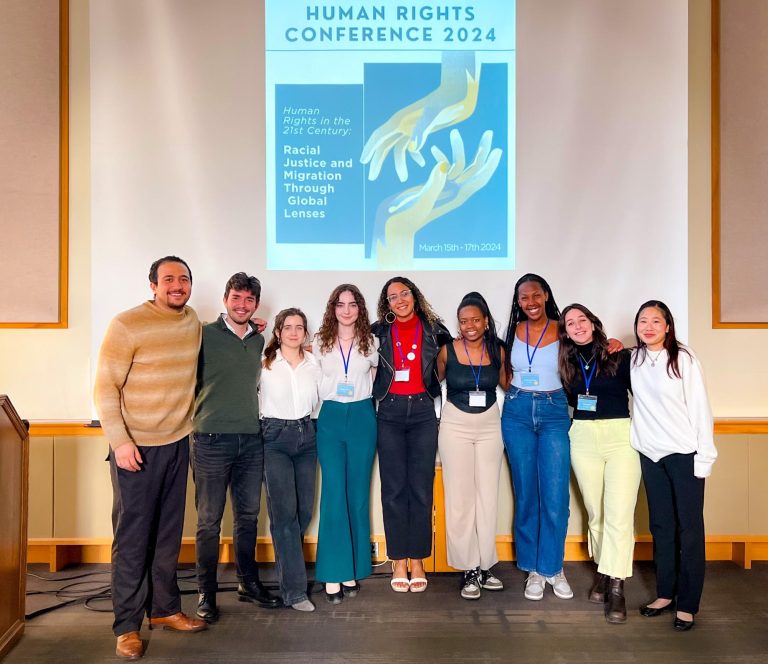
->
[[262, 416, 317, 606], [501, 386, 571, 577], [377, 393, 438, 560], [191, 432, 264, 593]]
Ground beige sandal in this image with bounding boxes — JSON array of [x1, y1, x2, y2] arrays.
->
[[390, 561, 410, 593]]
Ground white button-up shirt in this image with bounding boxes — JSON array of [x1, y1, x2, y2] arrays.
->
[[259, 349, 321, 420]]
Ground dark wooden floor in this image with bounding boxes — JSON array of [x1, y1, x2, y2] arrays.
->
[[7, 561, 768, 663]]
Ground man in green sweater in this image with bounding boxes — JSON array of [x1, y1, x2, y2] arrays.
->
[[192, 272, 280, 622], [94, 256, 206, 661]]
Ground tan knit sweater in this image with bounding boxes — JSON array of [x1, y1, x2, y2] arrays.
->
[[94, 301, 201, 449]]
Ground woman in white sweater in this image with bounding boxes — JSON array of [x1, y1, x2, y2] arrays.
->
[[630, 300, 716, 632]]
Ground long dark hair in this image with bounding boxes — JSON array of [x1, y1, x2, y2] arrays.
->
[[376, 276, 442, 327], [263, 308, 309, 370], [456, 291, 507, 373], [557, 303, 619, 389], [503, 273, 561, 353], [316, 284, 373, 356], [633, 300, 689, 379]]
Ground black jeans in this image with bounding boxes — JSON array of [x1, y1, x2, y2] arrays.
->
[[262, 416, 317, 606], [109, 437, 188, 636], [191, 432, 264, 593], [377, 393, 438, 560], [640, 452, 706, 614]]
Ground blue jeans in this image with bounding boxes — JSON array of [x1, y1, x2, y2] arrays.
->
[[262, 416, 317, 606], [501, 386, 571, 577], [191, 432, 264, 593]]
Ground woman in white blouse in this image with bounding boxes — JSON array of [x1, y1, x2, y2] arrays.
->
[[630, 300, 717, 632], [260, 308, 321, 612], [312, 285, 378, 604]]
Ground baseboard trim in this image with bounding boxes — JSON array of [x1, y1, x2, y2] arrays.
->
[[28, 535, 768, 572]]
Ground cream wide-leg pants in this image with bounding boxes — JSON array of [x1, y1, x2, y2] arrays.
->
[[569, 418, 641, 579], [438, 401, 504, 571]]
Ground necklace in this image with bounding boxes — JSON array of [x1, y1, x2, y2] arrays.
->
[[577, 351, 596, 371], [648, 349, 664, 367]]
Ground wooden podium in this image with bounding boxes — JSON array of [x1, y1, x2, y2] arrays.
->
[[0, 396, 29, 659]]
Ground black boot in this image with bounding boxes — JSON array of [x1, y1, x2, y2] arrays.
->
[[588, 572, 608, 604], [196, 592, 220, 623], [605, 578, 627, 624], [237, 580, 282, 608]]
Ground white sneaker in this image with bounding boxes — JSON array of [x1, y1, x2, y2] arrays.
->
[[545, 571, 574, 599], [480, 569, 504, 591], [524, 572, 545, 601], [460, 569, 482, 600]]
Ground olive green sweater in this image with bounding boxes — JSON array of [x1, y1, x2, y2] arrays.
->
[[94, 301, 201, 449], [193, 316, 264, 434]]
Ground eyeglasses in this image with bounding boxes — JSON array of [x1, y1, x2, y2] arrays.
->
[[386, 289, 412, 304]]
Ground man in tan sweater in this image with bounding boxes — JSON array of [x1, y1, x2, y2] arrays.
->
[[94, 256, 206, 660]]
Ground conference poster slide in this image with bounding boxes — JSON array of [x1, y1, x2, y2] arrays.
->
[[265, 1, 515, 270]]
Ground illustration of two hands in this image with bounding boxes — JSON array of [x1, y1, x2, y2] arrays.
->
[[360, 52, 502, 266]]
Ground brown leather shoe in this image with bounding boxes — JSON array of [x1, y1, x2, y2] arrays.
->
[[588, 572, 608, 604], [116, 631, 144, 659], [148, 612, 207, 632], [605, 578, 627, 624]]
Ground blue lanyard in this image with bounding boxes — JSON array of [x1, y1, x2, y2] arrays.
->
[[525, 319, 550, 371], [338, 338, 353, 381], [392, 320, 421, 369], [578, 354, 597, 394], [462, 339, 485, 390]]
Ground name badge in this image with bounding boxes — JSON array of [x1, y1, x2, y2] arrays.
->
[[521, 373, 540, 388], [577, 394, 598, 412], [395, 369, 410, 382], [336, 382, 354, 397], [468, 390, 486, 408]]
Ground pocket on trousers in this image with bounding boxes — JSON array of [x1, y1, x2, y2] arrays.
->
[[261, 420, 285, 442], [192, 432, 220, 445]]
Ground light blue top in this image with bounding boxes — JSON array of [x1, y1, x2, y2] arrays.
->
[[510, 337, 562, 392]]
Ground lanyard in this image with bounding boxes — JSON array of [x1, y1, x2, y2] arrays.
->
[[462, 339, 485, 390], [578, 354, 597, 394], [393, 320, 421, 369], [338, 338, 353, 381], [525, 319, 550, 372]]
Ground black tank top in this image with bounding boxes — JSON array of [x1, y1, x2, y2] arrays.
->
[[445, 341, 500, 413]]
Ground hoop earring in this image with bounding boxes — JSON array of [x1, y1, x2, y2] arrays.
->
[[385, 311, 396, 324]]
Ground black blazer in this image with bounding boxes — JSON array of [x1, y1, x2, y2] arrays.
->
[[371, 316, 452, 400]]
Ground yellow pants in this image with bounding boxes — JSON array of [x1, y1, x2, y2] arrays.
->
[[569, 418, 641, 579]]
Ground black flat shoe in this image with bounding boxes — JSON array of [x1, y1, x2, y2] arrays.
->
[[639, 602, 675, 617], [673, 616, 694, 631], [342, 582, 360, 598], [325, 588, 343, 605]]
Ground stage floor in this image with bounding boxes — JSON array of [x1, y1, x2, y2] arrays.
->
[[7, 561, 768, 663]]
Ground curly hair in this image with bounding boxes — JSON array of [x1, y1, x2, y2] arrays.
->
[[316, 284, 373, 356], [376, 276, 442, 327], [557, 303, 619, 389], [263, 308, 309, 370]]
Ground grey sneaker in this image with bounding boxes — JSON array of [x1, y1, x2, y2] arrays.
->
[[480, 569, 504, 591], [460, 569, 482, 600], [545, 571, 574, 599], [290, 599, 316, 612], [524, 572, 545, 601]]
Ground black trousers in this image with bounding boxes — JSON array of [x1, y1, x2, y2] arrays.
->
[[377, 393, 438, 560], [109, 437, 189, 636], [640, 452, 706, 614]]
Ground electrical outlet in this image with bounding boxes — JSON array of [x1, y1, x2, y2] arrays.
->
[[370, 542, 379, 559]]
